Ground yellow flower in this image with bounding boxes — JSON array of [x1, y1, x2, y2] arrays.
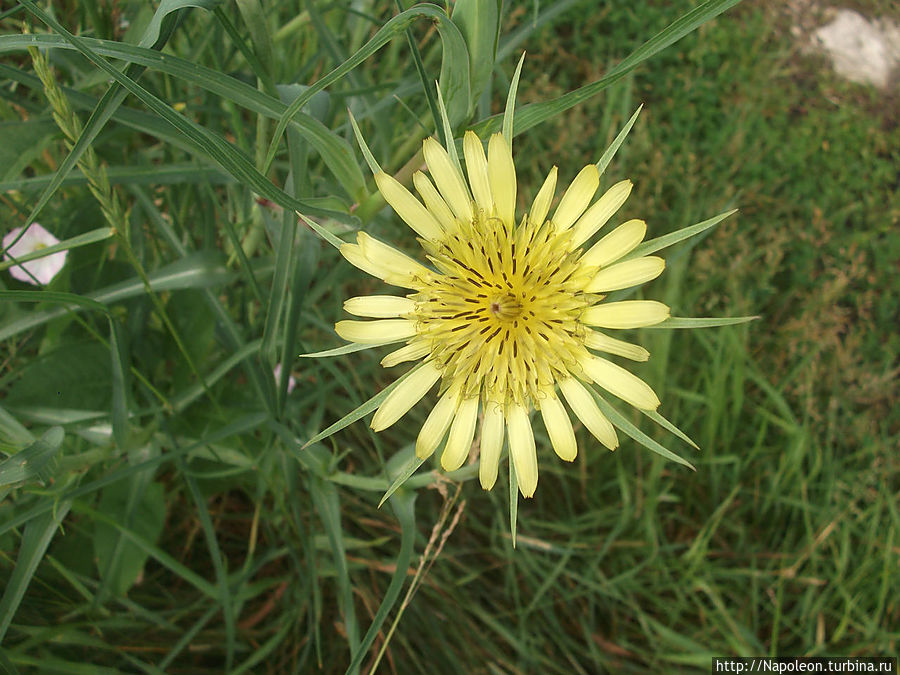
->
[[335, 130, 668, 498]]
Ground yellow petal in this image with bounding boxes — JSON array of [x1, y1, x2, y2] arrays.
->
[[335, 319, 416, 344], [375, 172, 443, 240], [585, 256, 665, 293], [570, 179, 633, 248], [423, 137, 473, 223], [580, 219, 646, 269], [581, 300, 670, 329], [381, 341, 430, 368], [540, 394, 577, 461], [507, 403, 538, 498], [339, 243, 383, 280], [580, 356, 660, 410], [415, 386, 459, 459], [371, 362, 441, 431], [343, 295, 416, 318], [413, 171, 457, 233], [441, 396, 479, 470], [479, 402, 505, 490], [584, 330, 650, 362], [463, 131, 493, 214], [529, 166, 557, 227], [488, 133, 516, 228], [557, 377, 618, 450], [355, 232, 431, 288], [553, 164, 599, 230]]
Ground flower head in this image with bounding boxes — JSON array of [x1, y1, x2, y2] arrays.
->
[[2, 222, 67, 285], [336, 130, 669, 498]]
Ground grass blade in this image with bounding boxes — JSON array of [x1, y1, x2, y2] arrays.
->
[[0, 500, 72, 642], [347, 490, 417, 673], [0, 426, 63, 487]]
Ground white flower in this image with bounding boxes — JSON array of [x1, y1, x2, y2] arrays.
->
[[2, 223, 67, 285]]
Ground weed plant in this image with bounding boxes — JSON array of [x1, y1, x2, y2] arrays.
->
[[0, 0, 897, 673]]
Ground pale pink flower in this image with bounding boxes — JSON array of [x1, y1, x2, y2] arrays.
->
[[3, 223, 67, 285]]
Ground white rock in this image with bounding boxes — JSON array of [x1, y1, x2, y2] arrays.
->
[[813, 9, 900, 89]]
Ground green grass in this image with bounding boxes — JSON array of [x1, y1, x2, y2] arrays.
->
[[1, 0, 898, 672]]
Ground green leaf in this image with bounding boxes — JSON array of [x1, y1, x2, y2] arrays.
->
[[0, 227, 114, 273], [182, 463, 236, 669], [436, 13, 471, 128], [109, 319, 131, 452], [645, 316, 759, 329], [641, 408, 700, 450], [1, 32, 364, 203], [77, 500, 217, 598], [297, 210, 347, 254], [626, 208, 738, 260], [451, 0, 501, 107], [0, 500, 72, 642], [593, 394, 694, 469], [0, 426, 63, 487], [0, 162, 231, 192], [0, 405, 36, 449], [309, 475, 360, 659], [278, 84, 366, 201], [2, 341, 112, 411], [346, 110, 381, 176], [596, 105, 643, 175], [378, 455, 426, 508], [298, 342, 377, 359], [302, 363, 424, 448], [92, 478, 166, 596], [347, 490, 417, 674], [139, 0, 222, 50], [502, 52, 525, 144]]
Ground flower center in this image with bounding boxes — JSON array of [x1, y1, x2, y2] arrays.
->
[[488, 293, 522, 321], [410, 212, 595, 406]]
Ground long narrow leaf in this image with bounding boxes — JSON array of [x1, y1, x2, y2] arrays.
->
[[302, 363, 424, 448], [0, 227, 113, 272], [596, 105, 643, 175], [593, 394, 695, 469], [627, 208, 738, 260], [347, 491, 417, 673], [0, 500, 72, 642], [0, 426, 63, 487], [644, 316, 759, 329]]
